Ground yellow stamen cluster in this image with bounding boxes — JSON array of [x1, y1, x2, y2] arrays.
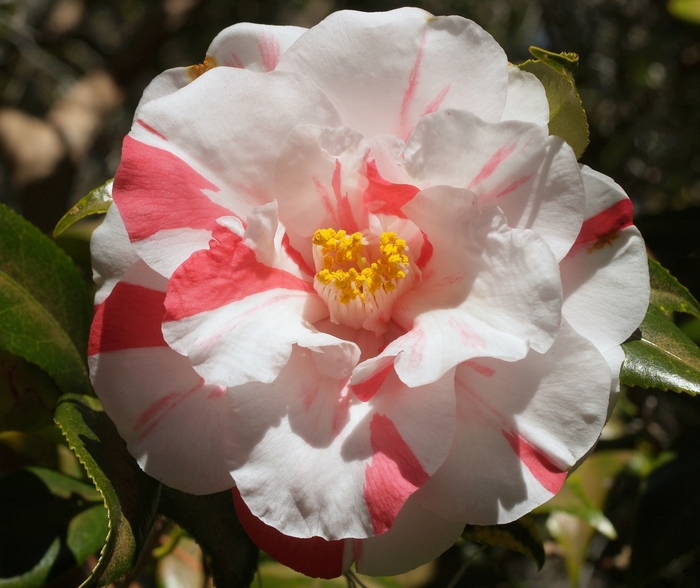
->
[[312, 228, 409, 305]]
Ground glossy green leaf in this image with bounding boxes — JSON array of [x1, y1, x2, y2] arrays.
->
[[628, 447, 700, 587], [0, 538, 60, 588], [54, 394, 161, 587], [158, 486, 258, 588], [667, 0, 700, 23], [53, 179, 113, 238], [621, 304, 700, 395], [648, 257, 700, 319], [518, 47, 589, 159], [0, 204, 91, 395], [0, 351, 60, 433], [461, 514, 545, 569], [0, 467, 105, 586]]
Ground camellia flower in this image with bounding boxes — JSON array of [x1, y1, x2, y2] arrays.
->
[[89, 7, 649, 579]]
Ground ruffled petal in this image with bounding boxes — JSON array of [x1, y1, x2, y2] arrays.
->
[[403, 110, 585, 260], [229, 351, 455, 540], [378, 186, 561, 386], [561, 166, 649, 351], [277, 8, 508, 139], [133, 67, 191, 121], [89, 265, 233, 494], [416, 320, 610, 524], [162, 207, 347, 388], [500, 64, 549, 126], [207, 22, 306, 71]]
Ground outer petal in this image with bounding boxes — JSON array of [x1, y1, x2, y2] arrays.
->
[[561, 166, 649, 352], [277, 8, 508, 139], [403, 109, 585, 261], [372, 187, 562, 387], [133, 67, 191, 122], [500, 65, 549, 126], [89, 264, 234, 494], [207, 22, 306, 71], [416, 321, 610, 524], [228, 353, 456, 540], [162, 206, 352, 388], [232, 491, 464, 579]]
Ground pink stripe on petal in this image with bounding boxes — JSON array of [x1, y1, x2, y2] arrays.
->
[[493, 173, 535, 199], [258, 33, 281, 72], [350, 364, 393, 402], [462, 361, 495, 377], [566, 199, 634, 258], [399, 31, 426, 139], [164, 224, 315, 321], [467, 143, 517, 191], [363, 160, 419, 218], [332, 159, 359, 233], [134, 378, 206, 441], [114, 136, 231, 242], [415, 230, 434, 270], [502, 429, 567, 494], [89, 282, 167, 356], [232, 488, 347, 579], [282, 233, 314, 277], [364, 414, 429, 535], [136, 119, 167, 141], [422, 84, 451, 117]]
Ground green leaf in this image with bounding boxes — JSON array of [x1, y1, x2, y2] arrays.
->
[[54, 394, 161, 587], [667, 0, 700, 23], [158, 486, 258, 588], [0, 351, 60, 433], [0, 467, 106, 585], [621, 304, 700, 395], [648, 257, 700, 319], [0, 204, 92, 395], [461, 514, 545, 569], [0, 538, 60, 588], [53, 180, 113, 238], [628, 447, 700, 587], [518, 48, 589, 159]]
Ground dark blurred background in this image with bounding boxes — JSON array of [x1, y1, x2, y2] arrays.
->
[[1, 1, 700, 586]]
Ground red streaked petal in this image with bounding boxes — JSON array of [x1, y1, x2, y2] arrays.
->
[[232, 488, 350, 579], [364, 414, 429, 535], [114, 136, 231, 242], [89, 282, 167, 356], [565, 198, 634, 258], [363, 159, 419, 218], [502, 429, 566, 494], [164, 223, 315, 322]]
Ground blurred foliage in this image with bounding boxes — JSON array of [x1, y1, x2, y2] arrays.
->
[[1, 0, 700, 587]]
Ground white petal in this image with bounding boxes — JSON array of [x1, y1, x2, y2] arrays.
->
[[500, 64, 549, 126], [417, 321, 610, 524], [277, 8, 508, 139]]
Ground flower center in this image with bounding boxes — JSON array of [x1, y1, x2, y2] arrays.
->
[[312, 228, 414, 333]]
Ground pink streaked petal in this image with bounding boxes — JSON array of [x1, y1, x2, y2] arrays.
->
[[134, 66, 342, 220], [364, 159, 419, 218], [364, 414, 429, 534], [90, 346, 234, 494], [404, 109, 546, 202], [163, 222, 314, 323], [417, 321, 610, 524], [561, 167, 649, 351], [277, 8, 508, 139], [229, 349, 455, 540], [355, 494, 465, 576], [207, 22, 306, 72], [274, 125, 369, 241], [389, 187, 562, 385], [114, 135, 230, 242], [232, 488, 351, 579], [89, 282, 167, 356]]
